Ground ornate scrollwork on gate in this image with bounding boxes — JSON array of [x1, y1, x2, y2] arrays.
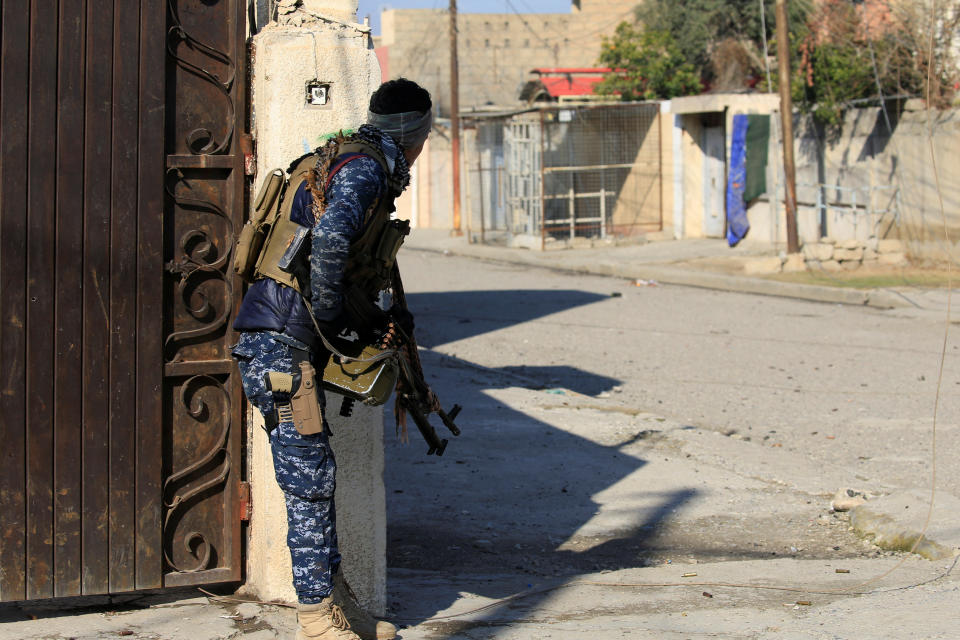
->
[[162, 375, 232, 573], [163, 169, 234, 363], [166, 0, 236, 155], [162, 0, 245, 586]]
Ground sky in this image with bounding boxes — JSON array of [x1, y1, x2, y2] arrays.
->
[[358, 0, 572, 36]]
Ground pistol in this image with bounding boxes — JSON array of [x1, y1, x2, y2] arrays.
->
[[265, 361, 324, 435]]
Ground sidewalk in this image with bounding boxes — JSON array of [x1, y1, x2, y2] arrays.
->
[[404, 229, 924, 310]]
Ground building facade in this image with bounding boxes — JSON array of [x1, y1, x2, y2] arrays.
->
[[376, 0, 639, 112]]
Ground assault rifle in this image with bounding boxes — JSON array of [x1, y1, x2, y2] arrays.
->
[[390, 263, 462, 456]]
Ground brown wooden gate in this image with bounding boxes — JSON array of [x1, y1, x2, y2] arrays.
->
[[0, 0, 247, 601]]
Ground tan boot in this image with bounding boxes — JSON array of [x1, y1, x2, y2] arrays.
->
[[296, 597, 361, 640], [332, 572, 398, 640]]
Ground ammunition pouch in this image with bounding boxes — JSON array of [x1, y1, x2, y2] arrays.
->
[[322, 343, 398, 407], [254, 216, 311, 293], [245, 153, 321, 292], [344, 218, 410, 301], [234, 169, 285, 282]]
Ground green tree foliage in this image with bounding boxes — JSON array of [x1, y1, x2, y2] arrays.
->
[[597, 0, 955, 117], [634, 0, 808, 86], [595, 0, 809, 99], [595, 23, 702, 100]]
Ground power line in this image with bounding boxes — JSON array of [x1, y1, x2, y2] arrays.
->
[[502, 0, 555, 50]]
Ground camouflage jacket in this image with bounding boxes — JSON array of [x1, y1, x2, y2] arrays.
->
[[232, 126, 409, 348]]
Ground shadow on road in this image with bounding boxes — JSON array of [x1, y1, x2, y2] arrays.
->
[[406, 289, 612, 350], [386, 288, 701, 633]]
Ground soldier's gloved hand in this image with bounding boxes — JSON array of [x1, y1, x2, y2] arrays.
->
[[314, 313, 349, 339], [390, 306, 415, 337]]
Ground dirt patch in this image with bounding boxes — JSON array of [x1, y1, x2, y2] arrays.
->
[[763, 266, 956, 290]]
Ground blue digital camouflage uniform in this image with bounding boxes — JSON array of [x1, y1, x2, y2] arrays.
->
[[232, 127, 403, 604]]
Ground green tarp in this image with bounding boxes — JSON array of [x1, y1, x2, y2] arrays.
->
[[744, 114, 770, 202]]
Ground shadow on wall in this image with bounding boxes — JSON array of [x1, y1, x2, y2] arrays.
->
[[856, 98, 904, 161], [383, 288, 708, 631]]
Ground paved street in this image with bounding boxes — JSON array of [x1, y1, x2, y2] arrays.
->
[[384, 248, 960, 638], [2, 247, 957, 639]]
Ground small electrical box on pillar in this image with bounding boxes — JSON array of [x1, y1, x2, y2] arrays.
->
[[306, 81, 330, 106]]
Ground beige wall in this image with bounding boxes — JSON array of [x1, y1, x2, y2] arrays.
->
[[679, 114, 706, 239], [610, 112, 662, 235], [793, 105, 960, 260], [393, 132, 455, 232], [380, 0, 639, 111], [426, 129, 455, 231], [658, 104, 676, 239], [243, 3, 388, 614]]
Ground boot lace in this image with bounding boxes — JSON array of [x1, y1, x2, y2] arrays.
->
[[331, 604, 351, 631]]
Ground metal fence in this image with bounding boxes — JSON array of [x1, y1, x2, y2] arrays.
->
[[465, 103, 662, 249], [796, 182, 903, 241]]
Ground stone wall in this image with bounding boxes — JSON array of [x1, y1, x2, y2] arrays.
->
[[801, 238, 908, 271], [743, 238, 909, 275]]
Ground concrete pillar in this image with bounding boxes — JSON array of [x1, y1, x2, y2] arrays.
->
[[241, 1, 387, 615]]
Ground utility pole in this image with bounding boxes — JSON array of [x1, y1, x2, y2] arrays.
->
[[449, 0, 463, 236], [775, 0, 799, 253]]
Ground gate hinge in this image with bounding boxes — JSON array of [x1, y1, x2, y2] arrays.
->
[[240, 133, 256, 176], [239, 481, 252, 521]]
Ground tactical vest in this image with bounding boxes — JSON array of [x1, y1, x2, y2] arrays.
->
[[233, 136, 409, 328]]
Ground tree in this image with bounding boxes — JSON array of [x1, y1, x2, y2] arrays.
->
[[886, 0, 959, 108], [595, 23, 701, 100], [595, 0, 810, 98], [789, 0, 949, 125], [634, 0, 809, 88]]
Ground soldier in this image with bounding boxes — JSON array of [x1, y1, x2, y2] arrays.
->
[[231, 78, 433, 640]]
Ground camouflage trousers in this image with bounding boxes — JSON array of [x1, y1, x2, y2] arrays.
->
[[232, 331, 339, 604]]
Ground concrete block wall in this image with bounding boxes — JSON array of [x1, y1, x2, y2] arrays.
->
[[241, 1, 388, 614], [793, 106, 960, 261]]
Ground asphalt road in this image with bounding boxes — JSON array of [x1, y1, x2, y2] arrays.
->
[[384, 248, 960, 639]]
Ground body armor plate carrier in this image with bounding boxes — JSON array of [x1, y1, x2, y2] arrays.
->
[[233, 135, 407, 316], [232, 134, 409, 405]]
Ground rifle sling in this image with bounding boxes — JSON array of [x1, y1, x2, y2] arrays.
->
[[299, 295, 397, 366]]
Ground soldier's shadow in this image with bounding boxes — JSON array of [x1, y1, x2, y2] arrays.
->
[[383, 289, 700, 634]]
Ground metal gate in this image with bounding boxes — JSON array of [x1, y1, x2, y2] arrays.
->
[[493, 104, 662, 249], [0, 0, 247, 601], [505, 117, 543, 236], [541, 104, 662, 241]]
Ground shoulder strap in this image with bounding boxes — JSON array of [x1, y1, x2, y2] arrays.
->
[[325, 153, 367, 189], [324, 140, 392, 190]]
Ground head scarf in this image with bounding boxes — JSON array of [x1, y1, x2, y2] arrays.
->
[[366, 109, 433, 150]]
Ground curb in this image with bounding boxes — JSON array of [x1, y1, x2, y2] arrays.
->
[[408, 244, 913, 310]]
